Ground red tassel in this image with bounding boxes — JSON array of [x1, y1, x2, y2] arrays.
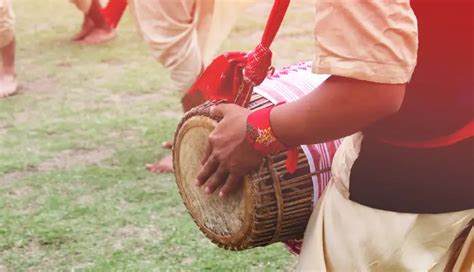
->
[[285, 148, 299, 174]]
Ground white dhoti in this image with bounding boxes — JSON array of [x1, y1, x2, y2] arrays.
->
[[129, 0, 254, 93], [0, 0, 14, 48], [297, 133, 473, 271]]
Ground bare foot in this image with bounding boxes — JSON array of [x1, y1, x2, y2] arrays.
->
[[145, 155, 174, 173], [0, 73, 18, 98], [79, 27, 116, 45], [161, 140, 174, 150], [71, 17, 95, 41]]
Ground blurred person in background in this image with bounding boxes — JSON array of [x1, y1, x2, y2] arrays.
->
[[0, 0, 17, 97], [70, 0, 127, 44], [128, 0, 253, 173]]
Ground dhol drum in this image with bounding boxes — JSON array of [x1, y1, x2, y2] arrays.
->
[[173, 62, 342, 250]]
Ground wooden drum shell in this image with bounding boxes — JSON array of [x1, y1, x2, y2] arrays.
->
[[173, 93, 320, 250]]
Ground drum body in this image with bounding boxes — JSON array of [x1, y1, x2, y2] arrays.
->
[[173, 62, 339, 250], [174, 95, 328, 250]]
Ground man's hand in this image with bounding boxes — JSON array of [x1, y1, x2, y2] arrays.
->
[[195, 104, 264, 198]]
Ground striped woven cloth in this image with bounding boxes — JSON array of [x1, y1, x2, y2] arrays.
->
[[253, 61, 343, 204], [253, 62, 343, 255]]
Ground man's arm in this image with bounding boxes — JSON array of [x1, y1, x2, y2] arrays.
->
[[196, 77, 405, 197], [271, 76, 406, 146]]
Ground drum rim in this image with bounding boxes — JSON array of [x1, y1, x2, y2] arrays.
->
[[173, 111, 257, 249]]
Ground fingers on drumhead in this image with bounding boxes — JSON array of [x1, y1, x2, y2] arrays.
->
[[195, 157, 219, 186], [219, 175, 241, 198], [204, 165, 229, 194]]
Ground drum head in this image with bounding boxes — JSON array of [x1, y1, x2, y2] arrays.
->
[[173, 115, 254, 249]]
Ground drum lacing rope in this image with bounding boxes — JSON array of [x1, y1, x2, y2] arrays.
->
[[237, 0, 290, 107], [243, 0, 290, 87], [267, 156, 284, 244], [242, 44, 272, 88]]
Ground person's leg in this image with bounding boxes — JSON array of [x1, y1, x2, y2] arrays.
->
[[71, 16, 94, 41], [70, 0, 116, 44], [0, 38, 17, 97], [130, 0, 203, 173], [130, 0, 250, 173], [130, 0, 249, 173], [70, 0, 94, 41], [80, 0, 117, 44], [130, 0, 204, 93], [0, 0, 17, 97]]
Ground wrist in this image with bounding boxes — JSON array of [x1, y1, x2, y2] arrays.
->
[[246, 105, 288, 156]]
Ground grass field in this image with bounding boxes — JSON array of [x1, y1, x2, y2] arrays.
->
[[0, 0, 316, 270]]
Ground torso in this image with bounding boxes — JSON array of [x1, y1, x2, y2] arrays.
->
[[349, 0, 474, 213]]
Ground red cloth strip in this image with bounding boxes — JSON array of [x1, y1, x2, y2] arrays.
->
[[101, 0, 127, 29], [381, 120, 473, 148], [260, 0, 290, 48]]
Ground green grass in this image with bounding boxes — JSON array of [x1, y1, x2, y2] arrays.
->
[[0, 0, 315, 270]]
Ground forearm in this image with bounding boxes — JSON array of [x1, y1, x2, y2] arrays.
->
[[270, 76, 406, 146]]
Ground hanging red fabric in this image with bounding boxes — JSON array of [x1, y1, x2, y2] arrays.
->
[[101, 0, 128, 29], [186, 0, 290, 107]]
